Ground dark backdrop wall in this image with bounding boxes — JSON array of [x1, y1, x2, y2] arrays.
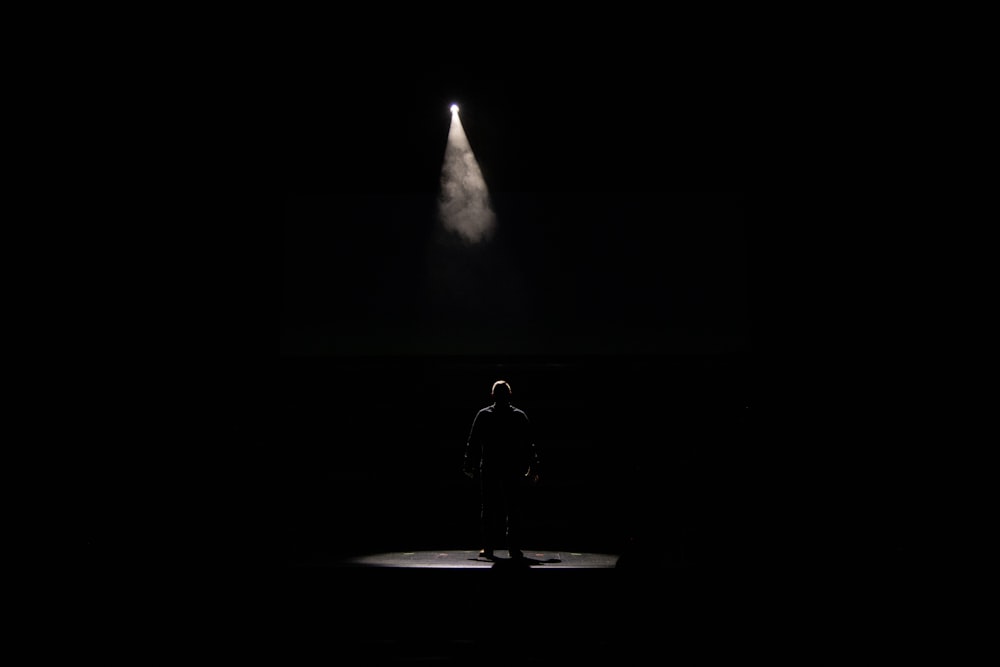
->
[[282, 191, 745, 357]]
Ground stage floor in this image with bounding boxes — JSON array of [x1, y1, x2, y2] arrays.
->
[[296, 549, 620, 569]]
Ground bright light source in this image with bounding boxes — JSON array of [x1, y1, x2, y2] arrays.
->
[[450, 104, 459, 113]]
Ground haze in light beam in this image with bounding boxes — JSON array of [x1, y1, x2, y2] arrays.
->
[[439, 106, 495, 243]]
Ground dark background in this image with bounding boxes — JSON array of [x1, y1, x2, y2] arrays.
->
[[57, 26, 949, 663]]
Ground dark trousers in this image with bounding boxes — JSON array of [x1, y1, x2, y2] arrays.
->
[[480, 472, 525, 554]]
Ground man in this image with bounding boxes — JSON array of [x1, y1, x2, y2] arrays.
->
[[463, 380, 541, 560]]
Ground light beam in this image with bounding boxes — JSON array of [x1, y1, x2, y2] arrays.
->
[[439, 103, 495, 243]]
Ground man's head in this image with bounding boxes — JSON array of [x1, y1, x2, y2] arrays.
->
[[491, 380, 512, 406]]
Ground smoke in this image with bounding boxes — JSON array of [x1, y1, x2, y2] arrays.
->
[[439, 110, 495, 243]]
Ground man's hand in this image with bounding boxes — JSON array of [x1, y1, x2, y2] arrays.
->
[[463, 467, 475, 479]]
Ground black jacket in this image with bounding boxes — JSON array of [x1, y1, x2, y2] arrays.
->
[[464, 403, 540, 478]]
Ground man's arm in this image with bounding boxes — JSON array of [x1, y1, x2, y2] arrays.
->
[[523, 412, 541, 484], [462, 412, 480, 478], [526, 441, 541, 484]]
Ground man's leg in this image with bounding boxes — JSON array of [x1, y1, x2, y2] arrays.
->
[[479, 476, 498, 559], [503, 478, 524, 559]]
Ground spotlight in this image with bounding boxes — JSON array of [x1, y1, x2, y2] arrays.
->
[[450, 104, 459, 113]]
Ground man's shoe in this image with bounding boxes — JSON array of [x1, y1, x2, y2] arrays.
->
[[478, 549, 494, 560], [509, 549, 524, 559]]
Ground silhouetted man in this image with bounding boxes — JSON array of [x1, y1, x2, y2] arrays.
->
[[463, 380, 540, 560]]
